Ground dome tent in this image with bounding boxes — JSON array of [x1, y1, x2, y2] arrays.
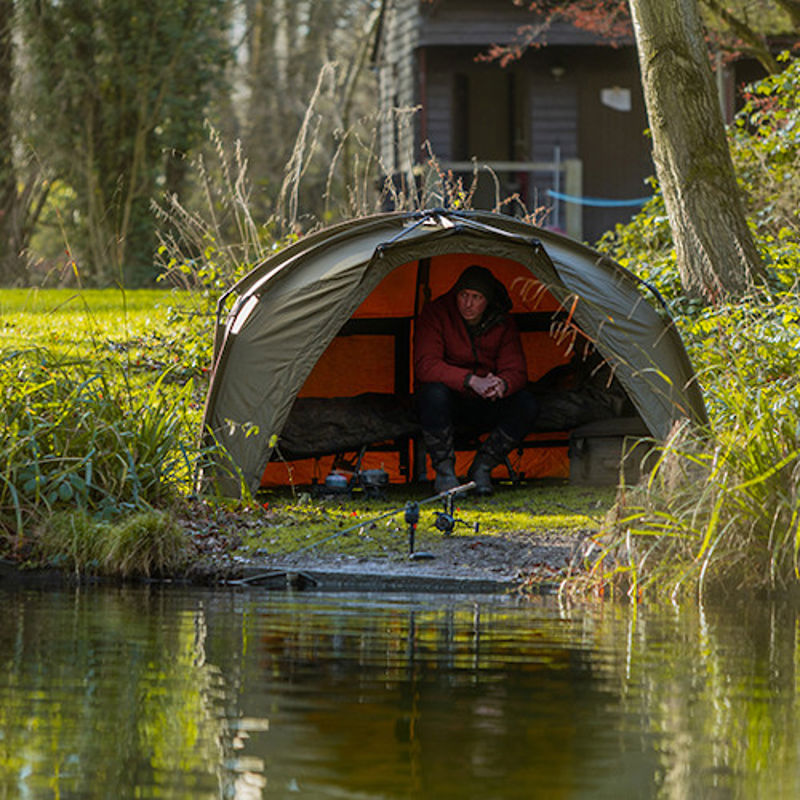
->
[[200, 209, 707, 496]]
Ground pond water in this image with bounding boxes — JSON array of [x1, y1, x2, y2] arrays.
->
[[1, 584, 799, 799]]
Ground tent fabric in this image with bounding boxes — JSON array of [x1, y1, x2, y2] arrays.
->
[[201, 209, 707, 495]]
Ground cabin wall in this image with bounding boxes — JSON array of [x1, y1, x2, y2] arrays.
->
[[574, 47, 652, 237], [424, 62, 452, 161], [414, 43, 648, 239]]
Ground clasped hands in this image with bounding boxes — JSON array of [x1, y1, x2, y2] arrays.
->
[[468, 372, 506, 401]]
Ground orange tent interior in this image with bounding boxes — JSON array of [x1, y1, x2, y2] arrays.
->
[[261, 253, 579, 487]]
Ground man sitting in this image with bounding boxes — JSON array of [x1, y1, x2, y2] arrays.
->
[[413, 265, 539, 495]]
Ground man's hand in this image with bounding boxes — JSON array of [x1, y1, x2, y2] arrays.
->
[[468, 372, 506, 400]]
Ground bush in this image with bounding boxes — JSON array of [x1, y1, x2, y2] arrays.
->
[[0, 348, 198, 545], [578, 56, 800, 599]]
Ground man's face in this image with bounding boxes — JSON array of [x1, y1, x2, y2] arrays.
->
[[457, 289, 488, 324]]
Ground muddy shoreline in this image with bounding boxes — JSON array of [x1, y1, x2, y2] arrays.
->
[[2, 526, 585, 594]]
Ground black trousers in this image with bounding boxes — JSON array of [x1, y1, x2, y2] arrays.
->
[[416, 381, 538, 443]]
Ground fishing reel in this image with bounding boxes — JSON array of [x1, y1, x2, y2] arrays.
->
[[406, 483, 478, 561], [297, 481, 479, 564], [320, 464, 389, 500], [433, 487, 479, 537]]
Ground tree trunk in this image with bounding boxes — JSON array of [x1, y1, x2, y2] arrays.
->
[[0, 0, 20, 284], [627, 0, 765, 300]]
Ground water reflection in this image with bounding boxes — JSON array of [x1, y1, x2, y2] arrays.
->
[[227, 596, 651, 799], [1, 586, 799, 798]]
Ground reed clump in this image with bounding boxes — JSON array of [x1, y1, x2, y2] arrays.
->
[[38, 509, 189, 578], [577, 296, 800, 600]]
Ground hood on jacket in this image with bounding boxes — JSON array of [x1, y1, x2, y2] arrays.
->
[[450, 266, 512, 337]]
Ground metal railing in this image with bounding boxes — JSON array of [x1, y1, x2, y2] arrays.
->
[[436, 153, 583, 240]]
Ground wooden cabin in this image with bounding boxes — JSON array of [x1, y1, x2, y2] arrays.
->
[[373, 0, 654, 244], [373, 1, 770, 244]]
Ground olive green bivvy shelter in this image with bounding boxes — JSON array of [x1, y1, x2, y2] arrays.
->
[[200, 209, 707, 495]]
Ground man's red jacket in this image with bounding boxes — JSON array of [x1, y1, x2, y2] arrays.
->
[[413, 286, 528, 396]]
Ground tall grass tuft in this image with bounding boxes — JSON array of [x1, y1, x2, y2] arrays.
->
[[36, 509, 105, 575], [38, 509, 189, 578], [578, 295, 800, 600], [100, 510, 189, 577]]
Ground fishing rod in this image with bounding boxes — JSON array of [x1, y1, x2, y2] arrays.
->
[[231, 482, 479, 590], [287, 480, 478, 560]]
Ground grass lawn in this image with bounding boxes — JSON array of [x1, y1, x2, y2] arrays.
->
[[0, 287, 193, 356], [0, 287, 210, 409]]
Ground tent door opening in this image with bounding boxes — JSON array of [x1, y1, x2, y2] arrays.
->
[[261, 251, 642, 489]]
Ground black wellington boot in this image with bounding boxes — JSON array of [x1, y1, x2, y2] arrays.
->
[[422, 427, 459, 494], [468, 428, 517, 496]]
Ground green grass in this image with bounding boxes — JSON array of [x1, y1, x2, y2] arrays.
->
[[0, 286, 181, 313], [0, 288, 197, 367], [236, 484, 614, 559], [1, 287, 182, 336]]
